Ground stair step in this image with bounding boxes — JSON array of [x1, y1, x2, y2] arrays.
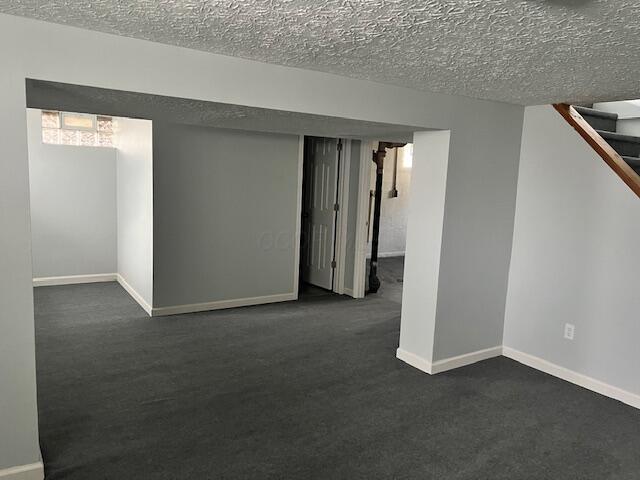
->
[[597, 130, 640, 157], [574, 106, 618, 120], [622, 156, 640, 168], [598, 131, 640, 143], [575, 106, 618, 132], [622, 157, 640, 177]]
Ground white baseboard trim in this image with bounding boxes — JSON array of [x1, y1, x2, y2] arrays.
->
[[396, 348, 433, 374], [0, 462, 44, 480], [431, 346, 503, 374], [116, 274, 152, 317], [33, 273, 117, 287], [503, 347, 640, 410], [399, 345, 640, 410], [397, 346, 503, 375], [151, 292, 297, 317]]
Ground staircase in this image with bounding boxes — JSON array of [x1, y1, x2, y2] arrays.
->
[[573, 106, 640, 175]]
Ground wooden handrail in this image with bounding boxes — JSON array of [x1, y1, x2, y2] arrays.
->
[[553, 103, 640, 199]]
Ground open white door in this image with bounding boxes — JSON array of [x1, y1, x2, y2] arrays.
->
[[301, 137, 340, 290]]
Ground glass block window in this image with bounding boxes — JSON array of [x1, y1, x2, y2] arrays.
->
[[97, 116, 113, 133], [41, 111, 60, 128], [41, 111, 114, 148]]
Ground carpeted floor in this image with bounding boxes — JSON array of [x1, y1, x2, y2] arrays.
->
[[34, 258, 640, 479], [367, 255, 405, 304]]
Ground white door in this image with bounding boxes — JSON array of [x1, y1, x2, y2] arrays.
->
[[302, 137, 340, 290]]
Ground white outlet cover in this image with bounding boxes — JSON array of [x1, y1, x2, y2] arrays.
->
[[564, 323, 575, 340]]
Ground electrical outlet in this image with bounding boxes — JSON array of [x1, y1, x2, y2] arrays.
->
[[564, 323, 575, 340]]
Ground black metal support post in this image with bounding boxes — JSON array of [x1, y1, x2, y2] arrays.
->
[[368, 142, 405, 294]]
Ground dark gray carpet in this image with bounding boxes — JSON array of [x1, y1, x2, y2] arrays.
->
[[35, 260, 640, 479], [371, 255, 405, 304]]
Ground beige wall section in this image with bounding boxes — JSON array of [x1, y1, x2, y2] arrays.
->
[[504, 105, 640, 398], [0, 13, 523, 470], [152, 123, 300, 310]]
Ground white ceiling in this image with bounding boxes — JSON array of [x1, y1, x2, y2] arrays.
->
[[26, 80, 421, 142], [5, 1, 640, 105]]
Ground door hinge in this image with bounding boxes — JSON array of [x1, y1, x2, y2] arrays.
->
[[333, 203, 340, 212], [337, 140, 343, 152], [331, 260, 337, 269]]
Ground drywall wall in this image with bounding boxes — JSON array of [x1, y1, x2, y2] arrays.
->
[[398, 131, 450, 365], [504, 105, 640, 397], [152, 123, 300, 309], [0, 14, 523, 470], [368, 145, 412, 257], [0, 60, 41, 473], [344, 140, 361, 293], [432, 109, 522, 361], [115, 117, 153, 310], [26, 109, 117, 279]]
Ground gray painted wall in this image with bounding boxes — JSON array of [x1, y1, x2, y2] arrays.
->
[[1, 14, 523, 470], [152, 123, 300, 308], [504, 105, 640, 396], [0, 64, 40, 472], [344, 140, 361, 292], [432, 109, 523, 361], [27, 109, 117, 279], [115, 117, 153, 307], [399, 131, 451, 362]]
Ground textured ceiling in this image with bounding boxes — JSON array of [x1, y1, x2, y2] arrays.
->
[[5, 1, 640, 105], [26, 80, 420, 142]]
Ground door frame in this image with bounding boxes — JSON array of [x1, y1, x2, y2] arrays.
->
[[333, 139, 350, 295], [292, 135, 305, 298], [295, 136, 374, 298], [352, 140, 376, 298], [298, 136, 341, 292]]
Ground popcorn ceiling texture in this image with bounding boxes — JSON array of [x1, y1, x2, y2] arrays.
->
[[3, 0, 639, 105]]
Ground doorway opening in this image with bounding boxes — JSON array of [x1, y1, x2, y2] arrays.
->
[[27, 107, 154, 314], [365, 143, 413, 304], [297, 137, 414, 304], [299, 136, 345, 298], [22, 79, 435, 480]]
